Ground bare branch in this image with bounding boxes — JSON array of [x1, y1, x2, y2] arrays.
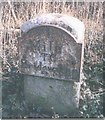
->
[[7, 0, 17, 22]]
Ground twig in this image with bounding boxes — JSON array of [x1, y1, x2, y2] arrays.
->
[[92, 90, 105, 95], [7, 0, 17, 22], [0, 55, 12, 68]]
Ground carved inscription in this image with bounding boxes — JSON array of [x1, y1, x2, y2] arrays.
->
[[20, 26, 82, 81]]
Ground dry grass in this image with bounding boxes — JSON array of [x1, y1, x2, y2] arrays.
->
[[0, 1, 103, 73]]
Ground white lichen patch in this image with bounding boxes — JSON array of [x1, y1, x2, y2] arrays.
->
[[21, 13, 85, 43]]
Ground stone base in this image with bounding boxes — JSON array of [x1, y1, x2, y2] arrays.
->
[[24, 75, 80, 116]]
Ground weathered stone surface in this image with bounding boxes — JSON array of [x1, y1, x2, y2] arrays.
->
[[21, 13, 85, 43], [19, 26, 82, 82], [19, 13, 85, 116], [24, 75, 80, 115]]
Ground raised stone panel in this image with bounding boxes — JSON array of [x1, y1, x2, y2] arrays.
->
[[19, 25, 82, 82]]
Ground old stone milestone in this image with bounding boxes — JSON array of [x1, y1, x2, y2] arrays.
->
[[19, 13, 85, 116]]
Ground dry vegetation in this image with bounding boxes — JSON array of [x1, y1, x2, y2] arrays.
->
[[0, 1, 104, 118], [0, 2, 103, 67]]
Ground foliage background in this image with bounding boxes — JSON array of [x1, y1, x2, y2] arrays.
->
[[0, 1, 104, 118]]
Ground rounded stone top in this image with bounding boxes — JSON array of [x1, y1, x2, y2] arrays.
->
[[20, 13, 85, 43]]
